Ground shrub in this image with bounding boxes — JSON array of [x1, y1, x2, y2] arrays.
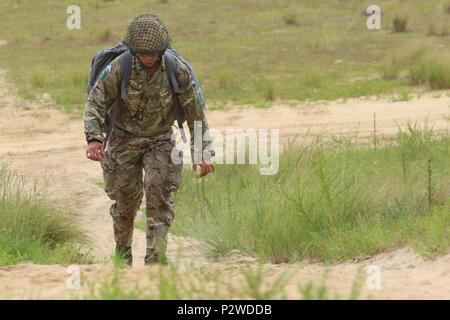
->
[[283, 12, 299, 26], [393, 16, 408, 33]]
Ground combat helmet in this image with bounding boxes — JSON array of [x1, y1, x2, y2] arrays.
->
[[123, 14, 171, 55]]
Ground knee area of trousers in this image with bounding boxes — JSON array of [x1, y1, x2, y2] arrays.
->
[[104, 186, 116, 200], [110, 202, 141, 219], [146, 182, 173, 202], [106, 184, 143, 202], [146, 197, 175, 213], [147, 215, 173, 228]]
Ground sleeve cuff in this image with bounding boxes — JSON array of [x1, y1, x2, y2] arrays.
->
[[86, 134, 105, 144]]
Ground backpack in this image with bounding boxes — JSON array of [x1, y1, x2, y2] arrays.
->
[[87, 41, 205, 144]]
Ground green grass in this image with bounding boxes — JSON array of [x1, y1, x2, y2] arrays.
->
[[0, 166, 95, 266], [84, 266, 291, 299], [409, 54, 450, 90], [391, 89, 413, 102], [299, 269, 365, 300], [392, 15, 408, 33], [135, 125, 450, 264], [2, 0, 450, 112], [82, 263, 363, 300]]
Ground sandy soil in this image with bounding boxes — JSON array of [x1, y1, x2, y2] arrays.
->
[[207, 95, 449, 142], [0, 67, 449, 299]]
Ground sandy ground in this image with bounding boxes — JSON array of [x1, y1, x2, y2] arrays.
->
[[0, 67, 449, 299]]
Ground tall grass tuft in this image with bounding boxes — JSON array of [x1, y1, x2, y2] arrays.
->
[[283, 12, 299, 26], [393, 15, 408, 33], [0, 166, 94, 266], [408, 53, 450, 89]]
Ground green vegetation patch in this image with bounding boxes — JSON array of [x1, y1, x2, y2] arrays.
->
[[0, 166, 95, 266], [136, 126, 450, 263]]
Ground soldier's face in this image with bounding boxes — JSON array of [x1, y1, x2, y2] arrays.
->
[[136, 53, 160, 68]]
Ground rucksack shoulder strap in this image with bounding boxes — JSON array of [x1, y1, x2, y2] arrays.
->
[[104, 50, 132, 147], [164, 51, 180, 94], [164, 51, 187, 143], [119, 50, 133, 99]]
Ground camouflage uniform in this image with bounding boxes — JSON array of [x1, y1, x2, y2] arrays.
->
[[83, 52, 211, 263]]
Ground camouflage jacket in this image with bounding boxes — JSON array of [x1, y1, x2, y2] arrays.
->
[[83, 54, 212, 160]]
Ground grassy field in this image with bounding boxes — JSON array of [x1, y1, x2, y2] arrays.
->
[[135, 125, 450, 263], [1, 0, 450, 111], [0, 166, 94, 266]]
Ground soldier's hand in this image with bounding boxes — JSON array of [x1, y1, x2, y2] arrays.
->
[[86, 140, 104, 162], [192, 161, 215, 178]]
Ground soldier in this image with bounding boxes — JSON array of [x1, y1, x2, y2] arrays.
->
[[83, 14, 214, 266]]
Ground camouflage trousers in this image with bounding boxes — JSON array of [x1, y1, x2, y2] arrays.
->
[[101, 128, 183, 259]]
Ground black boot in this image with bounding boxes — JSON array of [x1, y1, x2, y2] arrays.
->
[[115, 245, 132, 267], [144, 252, 168, 266]]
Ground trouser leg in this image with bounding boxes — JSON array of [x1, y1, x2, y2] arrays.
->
[[103, 164, 144, 248], [143, 141, 183, 263]]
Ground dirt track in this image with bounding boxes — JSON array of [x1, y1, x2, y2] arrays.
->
[[0, 67, 449, 299]]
